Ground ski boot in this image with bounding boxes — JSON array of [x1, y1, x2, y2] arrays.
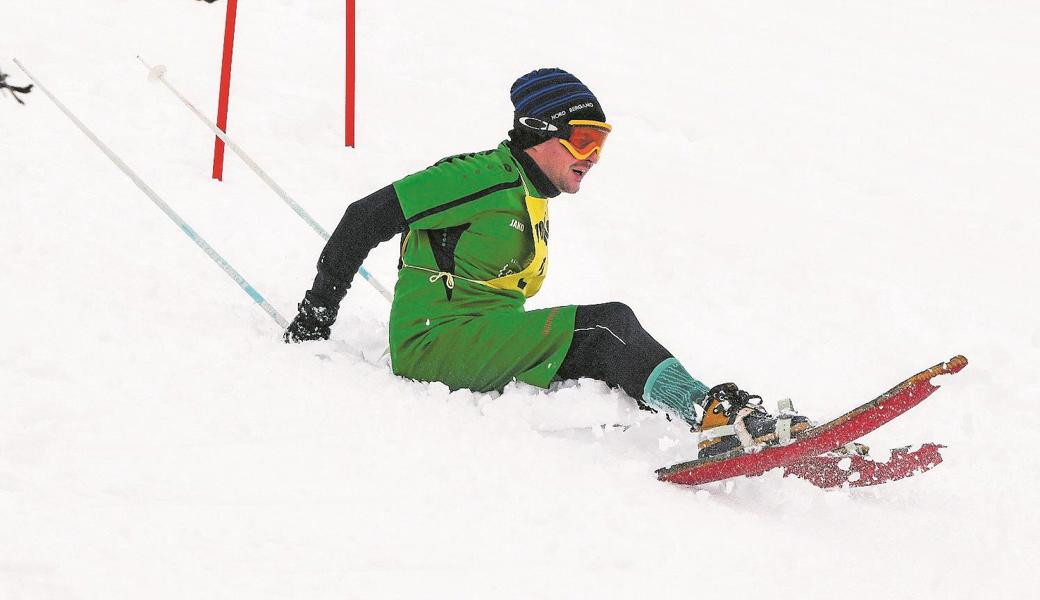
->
[[696, 383, 813, 459]]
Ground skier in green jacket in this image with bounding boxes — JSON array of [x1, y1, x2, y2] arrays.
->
[[284, 68, 808, 458]]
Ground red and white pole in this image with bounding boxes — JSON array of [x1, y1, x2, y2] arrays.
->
[[212, 0, 239, 180], [345, 0, 356, 147]]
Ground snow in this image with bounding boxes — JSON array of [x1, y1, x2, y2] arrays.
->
[[2, 1, 1038, 598]]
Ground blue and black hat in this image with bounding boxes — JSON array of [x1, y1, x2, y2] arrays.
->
[[508, 68, 606, 149]]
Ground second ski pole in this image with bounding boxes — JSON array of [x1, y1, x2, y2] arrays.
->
[[14, 57, 290, 330], [136, 55, 395, 303]]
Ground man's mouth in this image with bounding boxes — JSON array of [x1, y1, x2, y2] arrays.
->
[[571, 166, 588, 179]]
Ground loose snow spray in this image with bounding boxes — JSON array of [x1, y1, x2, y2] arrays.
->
[[12, 58, 290, 330]]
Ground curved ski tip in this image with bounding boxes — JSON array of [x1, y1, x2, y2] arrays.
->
[[944, 355, 968, 374]]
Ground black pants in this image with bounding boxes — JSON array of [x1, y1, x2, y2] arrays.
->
[[555, 302, 673, 401]]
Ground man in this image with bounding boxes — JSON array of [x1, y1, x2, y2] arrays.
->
[[284, 68, 808, 458]]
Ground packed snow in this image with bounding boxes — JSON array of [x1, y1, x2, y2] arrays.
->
[[2, 1, 1038, 598]]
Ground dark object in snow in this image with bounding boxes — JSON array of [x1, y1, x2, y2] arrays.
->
[[284, 291, 339, 343], [657, 355, 968, 488], [0, 67, 33, 105]]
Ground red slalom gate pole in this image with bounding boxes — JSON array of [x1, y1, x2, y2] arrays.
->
[[213, 0, 239, 180], [345, 0, 356, 147]]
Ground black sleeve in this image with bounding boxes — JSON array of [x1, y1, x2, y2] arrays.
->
[[307, 184, 406, 306]]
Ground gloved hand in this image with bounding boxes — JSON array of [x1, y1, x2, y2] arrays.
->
[[283, 291, 339, 343]]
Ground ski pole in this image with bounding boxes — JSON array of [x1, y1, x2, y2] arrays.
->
[[13, 58, 290, 330], [135, 56, 395, 303]]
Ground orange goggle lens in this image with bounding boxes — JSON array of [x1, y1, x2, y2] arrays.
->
[[558, 120, 612, 160]]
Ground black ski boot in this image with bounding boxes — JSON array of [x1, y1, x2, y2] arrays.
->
[[696, 383, 812, 459]]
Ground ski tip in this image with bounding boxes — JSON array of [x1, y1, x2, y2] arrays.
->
[[911, 355, 969, 387], [944, 355, 968, 375]]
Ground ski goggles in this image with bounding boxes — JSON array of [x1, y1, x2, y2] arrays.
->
[[558, 120, 612, 160]]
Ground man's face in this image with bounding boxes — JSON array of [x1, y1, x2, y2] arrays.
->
[[525, 137, 598, 194]]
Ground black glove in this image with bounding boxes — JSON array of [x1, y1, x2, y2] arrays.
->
[[283, 291, 339, 343]]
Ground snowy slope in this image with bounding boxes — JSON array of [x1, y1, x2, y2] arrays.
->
[[2, 1, 1038, 598]]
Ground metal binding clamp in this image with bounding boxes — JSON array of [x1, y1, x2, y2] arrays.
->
[[776, 398, 794, 445]]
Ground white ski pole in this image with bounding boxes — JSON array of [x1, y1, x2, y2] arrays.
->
[[136, 55, 395, 303], [13, 57, 290, 330]]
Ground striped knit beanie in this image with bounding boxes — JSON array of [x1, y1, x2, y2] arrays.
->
[[508, 68, 606, 149]]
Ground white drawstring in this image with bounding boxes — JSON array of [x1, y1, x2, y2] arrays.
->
[[427, 271, 455, 289], [402, 263, 489, 289]]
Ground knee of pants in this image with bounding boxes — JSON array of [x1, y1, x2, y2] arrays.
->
[[576, 301, 638, 334]]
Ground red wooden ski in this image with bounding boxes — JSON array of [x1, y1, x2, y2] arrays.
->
[[656, 356, 968, 487]]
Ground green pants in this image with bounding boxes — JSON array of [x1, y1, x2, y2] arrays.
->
[[390, 305, 577, 393]]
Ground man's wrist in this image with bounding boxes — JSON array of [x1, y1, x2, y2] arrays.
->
[[308, 272, 349, 307]]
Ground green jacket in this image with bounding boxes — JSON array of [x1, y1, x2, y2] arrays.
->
[[388, 142, 575, 391]]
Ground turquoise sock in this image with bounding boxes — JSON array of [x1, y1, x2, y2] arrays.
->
[[642, 358, 710, 427]]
